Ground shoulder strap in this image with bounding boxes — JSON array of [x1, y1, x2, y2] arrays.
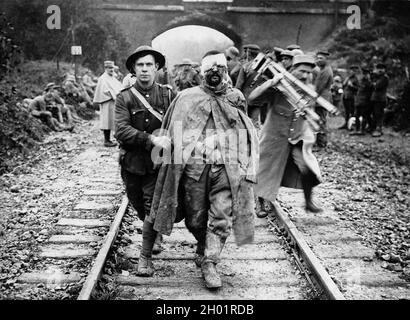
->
[[130, 87, 163, 122], [161, 85, 172, 109]]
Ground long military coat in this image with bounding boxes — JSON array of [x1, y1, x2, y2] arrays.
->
[[249, 87, 322, 202], [147, 85, 259, 246]]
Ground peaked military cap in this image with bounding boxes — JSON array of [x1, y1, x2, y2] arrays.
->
[[243, 44, 261, 52], [225, 46, 240, 57], [104, 60, 115, 68], [126, 45, 166, 73], [291, 49, 304, 57], [280, 50, 294, 58], [287, 44, 301, 50], [292, 54, 316, 68]]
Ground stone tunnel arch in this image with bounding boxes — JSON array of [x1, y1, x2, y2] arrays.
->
[[152, 13, 242, 67], [152, 12, 242, 48]]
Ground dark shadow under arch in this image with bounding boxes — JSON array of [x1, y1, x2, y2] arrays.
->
[[152, 12, 242, 48]]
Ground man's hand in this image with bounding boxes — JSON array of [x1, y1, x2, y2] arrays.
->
[[150, 135, 172, 150], [269, 73, 284, 87]]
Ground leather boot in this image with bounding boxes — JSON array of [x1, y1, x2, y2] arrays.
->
[[152, 233, 163, 255], [256, 197, 269, 218], [137, 255, 154, 277], [302, 175, 323, 213], [194, 240, 205, 268], [201, 262, 222, 289]]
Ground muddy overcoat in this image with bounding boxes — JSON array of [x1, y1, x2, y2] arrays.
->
[[147, 85, 259, 246], [249, 87, 322, 202]]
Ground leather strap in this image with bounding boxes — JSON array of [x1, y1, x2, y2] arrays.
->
[[130, 87, 163, 122]]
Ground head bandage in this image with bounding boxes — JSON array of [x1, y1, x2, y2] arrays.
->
[[201, 53, 227, 76]]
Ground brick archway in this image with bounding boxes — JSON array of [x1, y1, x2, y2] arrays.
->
[[152, 12, 242, 47]]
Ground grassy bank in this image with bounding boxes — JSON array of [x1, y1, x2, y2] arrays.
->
[[0, 60, 93, 174]]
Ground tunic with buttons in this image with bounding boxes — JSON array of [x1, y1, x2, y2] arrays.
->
[[249, 87, 322, 202], [115, 82, 176, 175]]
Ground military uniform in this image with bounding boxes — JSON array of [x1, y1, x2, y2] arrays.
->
[[314, 64, 333, 147], [235, 61, 265, 126], [249, 54, 323, 213], [115, 81, 175, 220], [342, 69, 359, 128], [354, 71, 373, 133], [370, 69, 389, 135]]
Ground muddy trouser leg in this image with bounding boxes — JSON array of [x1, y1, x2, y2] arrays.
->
[[315, 106, 328, 147], [120, 169, 158, 260], [203, 165, 232, 265], [141, 219, 158, 259], [181, 167, 210, 256], [290, 144, 316, 205], [121, 167, 157, 219]]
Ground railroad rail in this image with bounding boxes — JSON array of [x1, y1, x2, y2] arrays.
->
[[78, 195, 345, 300], [12, 138, 408, 300]]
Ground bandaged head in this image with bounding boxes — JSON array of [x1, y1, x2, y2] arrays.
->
[[201, 51, 227, 87]]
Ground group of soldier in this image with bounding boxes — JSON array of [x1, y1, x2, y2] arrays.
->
[[332, 63, 389, 137], [20, 64, 115, 133], [90, 41, 338, 291]]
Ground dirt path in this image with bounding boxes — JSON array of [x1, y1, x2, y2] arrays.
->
[[1, 115, 409, 300], [276, 116, 410, 299]]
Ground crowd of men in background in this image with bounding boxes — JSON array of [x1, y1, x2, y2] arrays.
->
[[21, 42, 390, 144], [115, 43, 390, 146]]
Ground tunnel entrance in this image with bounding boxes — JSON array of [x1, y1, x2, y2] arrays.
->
[[152, 25, 235, 68]]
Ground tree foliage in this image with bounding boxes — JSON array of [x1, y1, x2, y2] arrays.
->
[[5, 0, 130, 73], [0, 12, 22, 80]]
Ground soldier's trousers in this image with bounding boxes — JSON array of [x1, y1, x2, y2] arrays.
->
[[355, 103, 372, 131], [120, 167, 157, 221], [343, 98, 355, 124], [181, 164, 232, 264], [315, 106, 328, 147], [371, 101, 386, 132]]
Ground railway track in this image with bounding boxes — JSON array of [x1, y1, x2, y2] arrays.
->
[[76, 193, 346, 300], [10, 127, 409, 300], [12, 143, 125, 299]]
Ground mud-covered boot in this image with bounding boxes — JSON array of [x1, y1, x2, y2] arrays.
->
[[201, 262, 222, 289], [137, 255, 154, 277], [194, 240, 205, 268], [305, 199, 324, 213], [256, 197, 269, 218], [302, 175, 323, 213], [152, 233, 163, 255]]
